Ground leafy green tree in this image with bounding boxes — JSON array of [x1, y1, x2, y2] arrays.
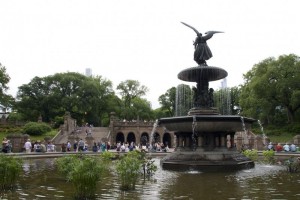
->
[[0, 63, 14, 110], [116, 80, 150, 120], [117, 80, 148, 107], [240, 54, 300, 124], [15, 72, 114, 126], [158, 87, 176, 117]]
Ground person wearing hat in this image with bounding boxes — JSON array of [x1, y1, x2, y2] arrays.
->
[[24, 139, 32, 153]]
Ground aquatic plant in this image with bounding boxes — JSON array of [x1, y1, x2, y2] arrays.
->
[[55, 154, 109, 199], [262, 150, 275, 164], [0, 155, 23, 190], [242, 149, 258, 161], [140, 151, 158, 179], [116, 151, 142, 190], [115, 150, 157, 190]]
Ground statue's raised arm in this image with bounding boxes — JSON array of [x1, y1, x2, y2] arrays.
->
[[181, 22, 223, 66]]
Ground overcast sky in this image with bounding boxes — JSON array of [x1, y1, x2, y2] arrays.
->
[[1, 0, 300, 108]]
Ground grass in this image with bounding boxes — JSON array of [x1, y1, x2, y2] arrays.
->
[[0, 129, 58, 143]]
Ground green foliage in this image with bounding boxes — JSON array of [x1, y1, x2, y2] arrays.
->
[[23, 122, 51, 136], [6, 112, 25, 123], [0, 63, 15, 109], [55, 154, 109, 199], [115, 150, 157, 190], [117, 80, 148, 108], [15, 72, 115, 126], [116, 151, 142, 190], [158, 87, 176, 117], [0, 155, 23, 190], [53, 116, 64, 129], [242, 149, 258, 161], [240, 54, 300, 124], [262, 150, 275, 164]]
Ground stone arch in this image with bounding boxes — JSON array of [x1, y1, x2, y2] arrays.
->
[[140, 132, 149, 146], [116, 132, 125, 144], [163, 132, 172, 148], [153, 132, 161, 143], [127, 132, 136, 144]]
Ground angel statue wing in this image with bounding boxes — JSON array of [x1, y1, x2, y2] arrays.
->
[[181, 22, 201, 35]]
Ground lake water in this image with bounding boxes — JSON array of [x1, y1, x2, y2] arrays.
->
[[1, 158, 300, 199]]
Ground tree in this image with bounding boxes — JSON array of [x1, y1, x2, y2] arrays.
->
[[0, 63, 14, 110], [116, 80, 149, 120], [158, 87, 176, 117], [240, 54, 300, 124], [15, 72, 115, 126], [117, 80, 148, 108]]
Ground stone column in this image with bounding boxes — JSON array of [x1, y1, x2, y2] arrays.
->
[[221, 135, 226, 147], [235, 133, 243, 151], [85, 135, 94, 151], [254, 135, 264, 150], [198, 135, 203, 147]]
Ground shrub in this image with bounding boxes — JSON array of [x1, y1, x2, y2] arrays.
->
[[242, 149, 258, 161], [116, 151, 143, 190], [262, 150, 275, 164], [23, 122, 51, 136], [55, 154, 108, 199], [0, 155, 23, 190], [116, 150, 157, 190]]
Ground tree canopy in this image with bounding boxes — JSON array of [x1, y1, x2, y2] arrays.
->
[[15, 72, 114, 126], [116, 80, 153, 121], [158, 87, 176, 117], [240, 54, 300, 124], [0, 63, 14, 110]]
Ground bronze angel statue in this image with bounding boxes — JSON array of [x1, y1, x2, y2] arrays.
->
[[181, 22, 223, 66]]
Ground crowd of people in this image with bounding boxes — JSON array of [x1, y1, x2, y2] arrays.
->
[[23, 139, 56, 153], [267, 142, 299, 152]]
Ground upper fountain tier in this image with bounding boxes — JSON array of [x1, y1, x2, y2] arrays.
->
[[178, 65, 228, 82]]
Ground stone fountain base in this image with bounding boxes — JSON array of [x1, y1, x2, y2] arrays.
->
[[161, 148, 254, 171]]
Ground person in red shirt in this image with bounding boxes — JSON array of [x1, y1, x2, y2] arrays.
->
[[275, 143, 283, 152]]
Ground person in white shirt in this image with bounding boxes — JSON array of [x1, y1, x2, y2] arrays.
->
[[283, 143, 290, 152], [24, 139, 32, 153]]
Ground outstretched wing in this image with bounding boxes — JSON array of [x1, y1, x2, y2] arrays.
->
[[181, 22, 201, 35], [203, 31, 224, 40]]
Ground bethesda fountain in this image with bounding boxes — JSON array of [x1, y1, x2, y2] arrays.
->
[[158, 22, 256, 171]]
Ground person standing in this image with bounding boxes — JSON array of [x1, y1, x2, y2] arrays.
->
[[24, 139, 32, 153]]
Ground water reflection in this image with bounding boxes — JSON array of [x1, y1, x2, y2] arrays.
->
[[1, 158, 300, 199]]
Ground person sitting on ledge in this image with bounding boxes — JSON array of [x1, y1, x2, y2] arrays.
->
[[290, 143, 297, 152], [275, 143, 283, 152], [283, 143, 290, 152]]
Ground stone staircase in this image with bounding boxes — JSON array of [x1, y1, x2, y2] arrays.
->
[[52, 126, 110, 145]]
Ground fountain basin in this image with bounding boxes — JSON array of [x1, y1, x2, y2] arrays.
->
[[158, 115, 256, 133], [178, 66, 228, 82]]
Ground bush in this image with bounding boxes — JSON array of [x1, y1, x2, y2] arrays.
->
[[0, 155, 23, 190], [262, 150, 275, 164], [56, 154, 108, 199], [23, 122, 51, 136], [116, 151, 143, 190], [242, 149, 258, 161]]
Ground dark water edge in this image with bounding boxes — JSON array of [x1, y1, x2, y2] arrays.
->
[[0, 158, 300, 200]]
